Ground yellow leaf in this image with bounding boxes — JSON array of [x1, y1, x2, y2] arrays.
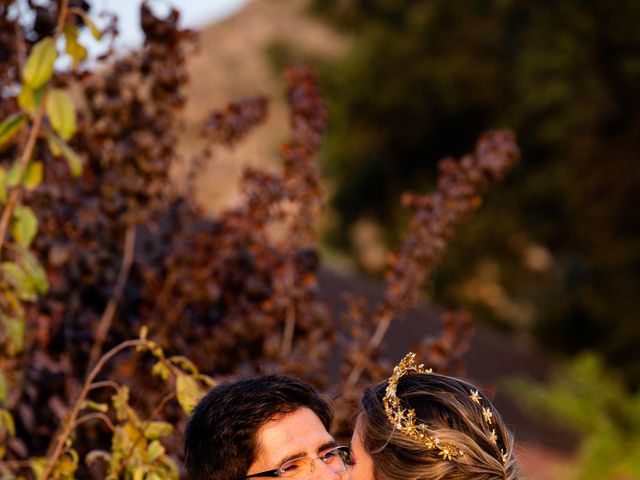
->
[[17, 85, 38, 117], [169, 355, 198, 374], [0, 113, 28, 149], [2, 315, 25, 355], [0, 167, 6, 204], [23, 37, 57, 89], [46, 133, 83, 176], [151, 361, 170, 381], [57, 455, 77, 475], [176, 374, 205, 415], [133, 466, 146, 480], [70, 8, 102, 40], [15, 245, 48, 295], [1, 262, 37, 302], [63, 24, 87, 69], [0, 409, 16, 437], [23, 161, 43, 191], [0, 373, 7, 404], [144, 421, 173, 440], [139, 325, 149, 339], [81, 399, 109, 413], [6, 162, 21, 187], [30, 457, 48, 479], [46, 89, 76, 140], [146, 440, 165, 463], [11, 204, 38, 247]]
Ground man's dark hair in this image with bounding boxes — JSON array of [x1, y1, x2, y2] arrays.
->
[[184, 375, 333, 480]]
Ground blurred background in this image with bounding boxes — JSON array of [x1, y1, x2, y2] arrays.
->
[[171, 1, 640, 477], [2, 0, 639, 478]]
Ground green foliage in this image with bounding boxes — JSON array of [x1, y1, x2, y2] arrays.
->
[[22, 37, 57, 90], [311, 0, 640, 379], [46, 89, 77, 141], [0, 114, 28, 149], [508, 354, 640, 480]]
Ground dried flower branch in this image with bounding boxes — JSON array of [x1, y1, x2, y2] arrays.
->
[[344, 130, 520, 388]]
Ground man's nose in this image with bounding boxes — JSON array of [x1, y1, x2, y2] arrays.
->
[[310, 458, 341, 480]]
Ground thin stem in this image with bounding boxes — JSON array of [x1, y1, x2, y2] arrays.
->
[[41, 339, 148, 480], [88, 380, 121, 393], [280, 302, 296, 358], [72, 412, 115, 431], [87, 226, 137, 371], [344, 312, 393, 388]]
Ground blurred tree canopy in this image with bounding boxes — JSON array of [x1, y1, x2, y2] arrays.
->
[[311, 0, 640, 381]]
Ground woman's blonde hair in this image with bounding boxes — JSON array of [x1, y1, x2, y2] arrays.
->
[[358, 372, 521, 480]]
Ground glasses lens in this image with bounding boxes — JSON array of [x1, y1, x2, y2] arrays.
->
[[278, 446, 352, 478], [279, 458, 311, 478], [322, 446, 350, 471]]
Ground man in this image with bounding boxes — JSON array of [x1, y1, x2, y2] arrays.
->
[[184, 375, 350, 480]]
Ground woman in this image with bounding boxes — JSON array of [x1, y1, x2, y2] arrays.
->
[[349, 353, 520, 480]]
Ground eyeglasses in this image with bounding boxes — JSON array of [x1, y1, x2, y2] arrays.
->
[[245, 446, 351, 479]]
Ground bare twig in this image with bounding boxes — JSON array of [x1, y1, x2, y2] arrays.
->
[[72, 412, 115, 431], [280, 302, 296, 358], [88, 226, 137, 370], [42, 339, 148, 480], [345, 312, 392, 387], [88, 380, 121, 393]]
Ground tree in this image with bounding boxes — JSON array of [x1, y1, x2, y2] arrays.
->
[[312, 0, 640, 381]]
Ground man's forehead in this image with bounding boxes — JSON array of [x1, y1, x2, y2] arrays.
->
[[251, 407, 334, 470]]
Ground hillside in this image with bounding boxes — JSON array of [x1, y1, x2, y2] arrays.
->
[[174, 0, 346, 212]]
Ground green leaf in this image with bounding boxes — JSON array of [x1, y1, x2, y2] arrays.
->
[[46, 89, 76, 141], [30, 457, 47, 480], [0, 167, 7, 204], [2, 315, 25, 355], [11, 204, 38, 247], [81, 400, 109, 413], [23, 37, 57, 89], [144, 421, 173, 440], [71, 8, 102, 40], [16, 246, 48, 295], [0, 262, 36, 301], [133, 466, 146, 480], [6, 162, 22, 188], [47, 133, 82, 176], [63, 24, 87, 69], [151, 361, 170, 381], [24, 161, 43, 191], [0, 409, 15, 437], [18, 85, 35, 116], [0, 371, 7, 404], [146, 440, 165, 463], [169, 355, 198, 374], [176, 374, 205, 415], [0, 113, 28, 149]]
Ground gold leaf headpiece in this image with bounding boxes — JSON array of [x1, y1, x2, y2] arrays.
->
[[383, 353, 509, 464], [383, 352, 463, 461]]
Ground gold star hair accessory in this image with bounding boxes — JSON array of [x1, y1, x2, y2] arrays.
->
[[468, 388, 507, 464], [383, 353, 464, 461]]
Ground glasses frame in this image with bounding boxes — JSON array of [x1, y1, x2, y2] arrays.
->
[[244, 445, 351, 479]]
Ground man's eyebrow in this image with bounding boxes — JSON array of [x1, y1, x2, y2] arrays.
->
[[275, 439, 337, 467]]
